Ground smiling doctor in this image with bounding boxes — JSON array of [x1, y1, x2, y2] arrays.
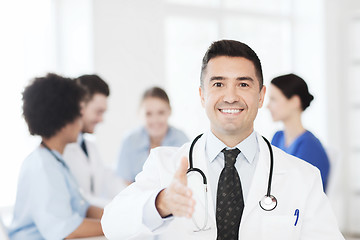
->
[[101, 40, 344, 240]]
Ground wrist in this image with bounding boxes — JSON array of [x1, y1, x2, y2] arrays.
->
[[155, 189, 171, 218]]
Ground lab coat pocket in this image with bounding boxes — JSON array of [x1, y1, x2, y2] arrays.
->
[[261, 216, 296, 240]]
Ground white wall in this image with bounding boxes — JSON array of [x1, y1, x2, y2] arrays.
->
[[55, 0, 94, 76], [92, 0, 166, 164], [324, 0, 348, 231], [292, 0, 327, 143], [0, 0, 58, 207], [325, 0, 360, 233]]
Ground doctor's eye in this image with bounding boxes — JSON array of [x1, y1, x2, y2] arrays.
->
[[213, 82, 223, 87], [240, 83, 249, 87]]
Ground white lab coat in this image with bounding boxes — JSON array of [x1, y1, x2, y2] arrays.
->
[[101, 132, 344, 239], [63, 135, 125, 207]]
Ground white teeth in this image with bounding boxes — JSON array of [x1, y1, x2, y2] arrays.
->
[[221, 109, 241, 114]]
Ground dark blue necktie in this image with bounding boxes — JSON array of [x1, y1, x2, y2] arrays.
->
[[216, 148, 244, 240]]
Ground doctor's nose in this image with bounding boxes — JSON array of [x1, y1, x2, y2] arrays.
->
[[223, 86, 240, 103]]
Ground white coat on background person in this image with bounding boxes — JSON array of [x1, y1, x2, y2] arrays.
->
[[63, 74, 125, 207], [101, 131, 343, 239], [64, 134, 125, 207], [101, 40, 344, 239]]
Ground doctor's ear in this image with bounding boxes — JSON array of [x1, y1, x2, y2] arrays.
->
[[199, 86, 205, 107], [258, 85, 266, 108]]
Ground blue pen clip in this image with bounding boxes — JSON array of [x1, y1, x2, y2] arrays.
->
[[294, 209, 299, 226]]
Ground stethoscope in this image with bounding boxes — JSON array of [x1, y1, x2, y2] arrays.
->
[[186, 134, 278, 231], [41, 142, 70, 170], [41, 142, 87, 205]]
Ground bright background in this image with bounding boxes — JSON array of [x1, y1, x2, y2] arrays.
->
[[0, 0, 359, 236]]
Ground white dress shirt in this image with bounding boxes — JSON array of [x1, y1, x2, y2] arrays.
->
[[205, 130, 259, 208]]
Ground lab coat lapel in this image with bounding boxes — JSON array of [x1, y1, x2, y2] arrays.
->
[[241, 133, 271, 224], [188, 133, 216, 228]]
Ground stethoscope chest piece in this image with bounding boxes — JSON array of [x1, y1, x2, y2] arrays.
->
[[259, 195, 277, 211]]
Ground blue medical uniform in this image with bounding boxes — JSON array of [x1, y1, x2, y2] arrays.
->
[[116, 126, 188, 182], [8, 146, 90, 240], [271, 130, 330, 191]]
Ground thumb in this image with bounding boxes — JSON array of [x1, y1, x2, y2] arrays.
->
[[174, 156, 189, 185]]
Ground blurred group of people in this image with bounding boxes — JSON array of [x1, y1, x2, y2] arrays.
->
[[8, 47, 331, 239], [8, 74, 189, 239]]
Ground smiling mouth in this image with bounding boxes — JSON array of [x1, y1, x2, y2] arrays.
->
[[219, 108, 243, 114]]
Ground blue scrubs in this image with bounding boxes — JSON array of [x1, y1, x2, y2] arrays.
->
[[8, 146, 89, 240], [116, 126, 188, 182], [271, 130, 330, 191]]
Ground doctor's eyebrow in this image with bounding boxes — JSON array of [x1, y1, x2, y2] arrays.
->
[[210, 76, 226, 81], [237, 76, 254, 82], [209, 76, 255, 82]]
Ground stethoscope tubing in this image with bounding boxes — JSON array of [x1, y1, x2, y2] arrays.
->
[[40, 142, 87, 202], [187, 133, 276, 212], [41, 142, 70, 170], [187, 133, 207, 184], [261, 136, 274, 198]]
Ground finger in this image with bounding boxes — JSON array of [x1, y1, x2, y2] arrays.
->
[[172, 200, 196, 218], [174, 156, 189, 185], [171, 193, 195, 209], [172, 181, 192, 197]]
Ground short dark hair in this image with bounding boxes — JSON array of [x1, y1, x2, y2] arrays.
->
[[22, 73, 85, 138], [271, 73, 314, 111], [142, 87, 170, 106], [75, 74, 110, 102], [200, 40, 263, 90]]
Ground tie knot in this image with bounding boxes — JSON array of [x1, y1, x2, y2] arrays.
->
[[221, 148, 241, 167]]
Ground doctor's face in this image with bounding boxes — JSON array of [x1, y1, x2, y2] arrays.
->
[[200, 56, 266, 140]]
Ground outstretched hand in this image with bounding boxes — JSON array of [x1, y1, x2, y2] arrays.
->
[[155, 157, 195, 218]]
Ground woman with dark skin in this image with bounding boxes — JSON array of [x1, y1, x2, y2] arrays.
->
[[9, 74, 104, 239]]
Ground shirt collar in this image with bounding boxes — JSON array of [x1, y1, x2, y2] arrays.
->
[[77, 133, 84, 145], [205, 130, 258, 164]]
